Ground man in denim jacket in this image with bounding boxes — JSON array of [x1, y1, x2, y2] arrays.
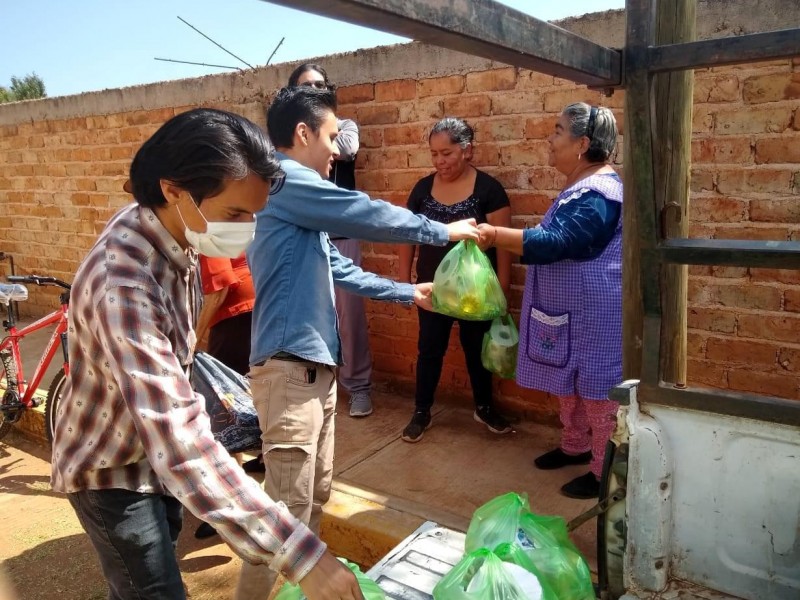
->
[[236, 86, 479, 599]]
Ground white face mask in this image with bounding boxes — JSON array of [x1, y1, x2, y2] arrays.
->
[[177, 198, 256, 258]]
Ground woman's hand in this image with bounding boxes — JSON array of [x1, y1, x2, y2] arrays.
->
[[412, 282, 434, 312], [298, 551, 364, 600], [446, 218, 480, 242], [477, 223, 497, 251]]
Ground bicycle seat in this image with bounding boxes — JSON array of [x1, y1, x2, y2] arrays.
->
[[0, 283, 28, 305]]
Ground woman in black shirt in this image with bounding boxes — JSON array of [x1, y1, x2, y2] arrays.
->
[[398, 117, 513, 442]]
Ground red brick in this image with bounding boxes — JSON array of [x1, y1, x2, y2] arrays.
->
[[692, 105, 715, 133], [727, 369, 797, 399], [784, 289, 800, 312], [471, 143, 501, 167], [687, 331, 708, 358], [360, 128, 383, 148], [500, 140, 549, 166], [755, 135, 800, 164], [492, 92, 543, 115], [386, 170, 426, 192], [397, 98, 443, 123], [525, 115, 558, 140], [710, 266, 748, 279], [686, 359, 728, 389], [465, 68, 517, 92], [689, 281, 781, 311], [407, 147, 432, 169], [716, 168, 793, 195], [750, 199, 800, 223], [742, 72, 800, 104], [474, 118, 524, 142], [706, 337, 777, 365], [686, 306, 736, 333], [442, 94, 491, 117], [374, 79, 417, 102], [417, 75, 464, 98], [777, 347, 800, 373], [751, 268, 800, 285], [384, 124, 428, 146], [738, 314, 800, 343], [692, 137, 753, 164], [712, 225, 789, 241], [543, 88, 602, 113], [356, 104, 399, 126], [507, 192, 552, 216], [516, 69, 555, 90], [715, 106, 792, 135], [691, 169, 715, 192], [693, 74, 741, 103], [689, 196, 747, 223], [336, 83, 374, 104]]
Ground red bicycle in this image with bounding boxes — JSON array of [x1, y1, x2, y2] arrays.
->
[[0, 275, 71, 442]]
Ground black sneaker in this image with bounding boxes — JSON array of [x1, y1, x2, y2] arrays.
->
[[401, 411, 431, 443], [473, 406, 513, 434], [561, 472, 601, 499], [533, 448, 592, 470]]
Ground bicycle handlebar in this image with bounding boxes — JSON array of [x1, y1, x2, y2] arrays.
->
[[6, 275, 71, 290]]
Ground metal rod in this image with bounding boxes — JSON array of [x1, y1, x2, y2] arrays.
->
[[154, 57, 242, 71], [660, 239, 800, 268], [266, 37, 285, 66], [177, 15, 254, 69]]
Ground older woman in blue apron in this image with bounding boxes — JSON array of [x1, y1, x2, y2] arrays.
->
[[477, 102, 622, 499]]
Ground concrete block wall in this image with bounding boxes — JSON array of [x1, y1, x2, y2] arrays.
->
[[1, 1, 799, 419]]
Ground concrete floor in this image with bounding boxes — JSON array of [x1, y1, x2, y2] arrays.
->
[[2, 317, 601, 598]]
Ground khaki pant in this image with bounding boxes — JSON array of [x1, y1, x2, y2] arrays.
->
[[235, 358, 337, 600]]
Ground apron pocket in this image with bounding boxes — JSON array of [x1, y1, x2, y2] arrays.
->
[[526, 307, 570, 368]]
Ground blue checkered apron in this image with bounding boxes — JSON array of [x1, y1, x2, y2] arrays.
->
[[516, 174, 623, 400]]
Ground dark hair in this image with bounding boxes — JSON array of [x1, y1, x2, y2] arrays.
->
[[267, 86, 338, 149], [128, 108, 282, 208], [562, 102, 618, 163], [287, 63, 336, 93], [429, 117, 474, 148]]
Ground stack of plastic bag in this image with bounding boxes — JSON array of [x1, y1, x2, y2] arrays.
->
[[433, 492, 595, 600], [432, 240, 507, 321], [273, 558, 385, 600]]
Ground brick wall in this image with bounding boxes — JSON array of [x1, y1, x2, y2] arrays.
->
[[1, 5, 799, 420]]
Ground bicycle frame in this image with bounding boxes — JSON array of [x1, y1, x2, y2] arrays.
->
[[0, 300, 69, 408]]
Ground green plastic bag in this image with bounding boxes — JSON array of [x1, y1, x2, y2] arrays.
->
[[273, 558, 385, 600], [464, 492, 532, 554], [432, 547, 553, 600], [432, 240, 506, 321], [481, 314, 519, 379], [464, 494, 595, 600]]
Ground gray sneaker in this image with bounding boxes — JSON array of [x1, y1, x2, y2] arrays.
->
[[349, 391, 373, 417]]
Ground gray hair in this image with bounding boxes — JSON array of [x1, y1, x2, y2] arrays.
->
[[429, 117, 474, 148], [562, 102, 617, 163]]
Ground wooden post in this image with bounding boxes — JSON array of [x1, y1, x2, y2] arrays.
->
[[622, 130, 643, 380], [654, 0, 695, 386]]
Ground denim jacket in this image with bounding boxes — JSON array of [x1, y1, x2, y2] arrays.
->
[[247, 154, 450, 366]]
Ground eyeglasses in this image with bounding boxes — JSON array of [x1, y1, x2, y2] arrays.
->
[[301, 80, 328, 90]]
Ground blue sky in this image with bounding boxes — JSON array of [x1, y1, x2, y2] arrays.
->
[[1, 0, 624, 98]]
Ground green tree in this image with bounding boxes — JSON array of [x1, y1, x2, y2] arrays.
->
[[0, 73, 46, 103]]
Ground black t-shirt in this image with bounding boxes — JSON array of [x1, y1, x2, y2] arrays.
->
[[407, 169, 510, 283]]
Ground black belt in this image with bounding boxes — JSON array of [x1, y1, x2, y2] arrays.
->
[[329, 236, 349, 241], [253, 352, 306, 367]]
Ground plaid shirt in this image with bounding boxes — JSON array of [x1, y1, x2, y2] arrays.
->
[[50, 204, 325, 582]]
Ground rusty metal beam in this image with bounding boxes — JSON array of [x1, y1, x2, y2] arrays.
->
[[261, 0, 622, 87]]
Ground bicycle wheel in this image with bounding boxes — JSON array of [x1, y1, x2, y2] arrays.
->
[[44, 368, 67, 444], [0, 362, 12, 440]]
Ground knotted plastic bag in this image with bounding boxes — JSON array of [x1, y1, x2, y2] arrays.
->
[[481, 314, 519, 379], [464, 493, 595, 600], [432, 240, 506, 321], [432, 546, 554, 600], [273, 558, 385, 600]]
